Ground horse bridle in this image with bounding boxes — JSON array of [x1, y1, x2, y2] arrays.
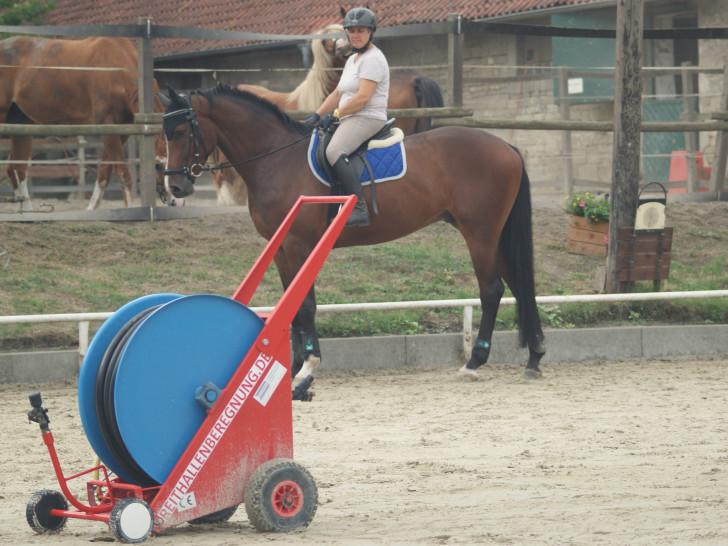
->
[[162, 94, 313, 186], [162, 95, 210, 182]]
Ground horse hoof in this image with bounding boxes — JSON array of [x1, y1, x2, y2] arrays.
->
[[292, 375, 315, 389], [524, 368, 542, 379], [458, 365, 479, 381]]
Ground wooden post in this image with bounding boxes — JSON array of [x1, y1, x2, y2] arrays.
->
[[710, 56, 728, 197], [606, 0, 643, 294], [78, 136, 86, 195], [681, 61, 698, 193], [137, 17, 157, 210], [559, 66, 574, 195], [447, 13, 463, 107]]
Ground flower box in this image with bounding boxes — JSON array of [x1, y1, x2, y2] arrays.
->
[[566, 215, 609, 257]]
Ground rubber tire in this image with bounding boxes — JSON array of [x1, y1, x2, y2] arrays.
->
[[188, 505, 238, 524], [244, 459, 318, 533], [109, 497, 154, 543], [26, 489, 68, 534]]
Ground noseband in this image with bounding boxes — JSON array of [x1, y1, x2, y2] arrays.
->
[[162, 95, 210, 183]]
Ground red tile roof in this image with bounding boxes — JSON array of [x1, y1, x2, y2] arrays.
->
[[39, 0, 606, 57]]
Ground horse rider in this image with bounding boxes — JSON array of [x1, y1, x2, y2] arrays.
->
[[305, 7, 390, 227]]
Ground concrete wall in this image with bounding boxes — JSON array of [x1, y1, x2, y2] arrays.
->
[[3, 324, 727, 384]]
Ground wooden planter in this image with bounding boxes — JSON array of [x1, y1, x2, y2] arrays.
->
[[566, 215, 609, 257], [616, 227, 673, 282]]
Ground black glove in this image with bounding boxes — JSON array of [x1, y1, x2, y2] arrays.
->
[[304, 112, 320, 128], [319, 112, 337, 130]]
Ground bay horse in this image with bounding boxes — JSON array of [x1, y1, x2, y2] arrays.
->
[[208, 24, 444, 206], [162, 84, 546, 382], [0, 36, 166, 211]]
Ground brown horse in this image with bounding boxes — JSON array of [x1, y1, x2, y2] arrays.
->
[[162, 85, 546, 383], [209, 25, 443, 206], [0, 36, 165, 211]]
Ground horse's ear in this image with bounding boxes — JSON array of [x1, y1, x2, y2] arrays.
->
[[340, 6, 346, 18], [157, 92, 170, 108]]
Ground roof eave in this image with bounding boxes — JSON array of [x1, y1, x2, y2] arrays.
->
[[474, 0, 618, 22]]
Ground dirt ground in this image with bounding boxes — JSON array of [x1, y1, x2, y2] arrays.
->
[[2, 355, 727, 545]]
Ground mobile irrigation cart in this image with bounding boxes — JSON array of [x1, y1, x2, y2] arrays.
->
[[26, 195, 356, 542]]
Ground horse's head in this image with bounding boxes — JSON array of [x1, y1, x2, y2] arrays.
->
[[314, 24, 351, 67], [160, 87, 215, 205]]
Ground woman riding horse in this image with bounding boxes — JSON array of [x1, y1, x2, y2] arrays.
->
[[162, 84, 546, 383]]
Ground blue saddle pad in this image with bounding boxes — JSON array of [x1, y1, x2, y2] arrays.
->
[[307, 131, 407, 186]]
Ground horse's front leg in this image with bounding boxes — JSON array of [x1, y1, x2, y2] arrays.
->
[[291, 285, 321, 387], [273, 250, 322, 387]]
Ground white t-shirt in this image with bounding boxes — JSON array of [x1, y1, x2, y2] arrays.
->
[[337, 46, 389, 121]]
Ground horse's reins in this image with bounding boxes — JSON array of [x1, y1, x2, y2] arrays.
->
[[207, 133, 312, 174], [162, 98, 311, 182]]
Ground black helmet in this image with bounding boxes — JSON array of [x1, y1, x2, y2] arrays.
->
[[343, 7, 376, 32]]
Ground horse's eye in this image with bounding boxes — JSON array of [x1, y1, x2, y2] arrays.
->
[[174, 129, 187, 140]]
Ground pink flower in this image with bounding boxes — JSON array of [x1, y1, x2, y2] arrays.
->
[[579, 201, 586, 208]]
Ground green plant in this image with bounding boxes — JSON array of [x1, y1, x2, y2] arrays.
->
[[564, 191, 610, 224]]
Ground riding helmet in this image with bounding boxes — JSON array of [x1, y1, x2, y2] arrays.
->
[[343, 7, 376, 32]]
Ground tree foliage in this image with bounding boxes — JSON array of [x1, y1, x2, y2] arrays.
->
[[0, 0, 57, 27]]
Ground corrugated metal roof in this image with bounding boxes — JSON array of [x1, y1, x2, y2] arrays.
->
[[37, 0, 607, 57]]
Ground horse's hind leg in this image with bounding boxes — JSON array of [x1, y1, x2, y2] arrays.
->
[[87, 136, 131, 210], [8, 135, 33, 211], [456, 233, 504, 380], [459, 275, 504, 380], [498, 254, 546, 379]]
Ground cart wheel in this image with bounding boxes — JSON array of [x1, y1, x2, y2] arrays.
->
[[244, 458, 318, 533], [188, 505, 238, 524], [26, 489, 68, 534], [109, 497, 154, 543]]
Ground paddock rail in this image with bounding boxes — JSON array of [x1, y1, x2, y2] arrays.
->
[[1, 290, 726, 368]]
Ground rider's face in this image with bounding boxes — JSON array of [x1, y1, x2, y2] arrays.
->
[[346, 26, 371, 49]]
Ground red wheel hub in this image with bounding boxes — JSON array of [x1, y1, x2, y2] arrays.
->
[[271, 480, 303, 517]]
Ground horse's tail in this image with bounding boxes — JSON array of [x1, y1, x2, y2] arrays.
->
[[500, 147, 540, 348], [413, 77, 444, 133]]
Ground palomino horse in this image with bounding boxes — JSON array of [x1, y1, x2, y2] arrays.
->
[[0, 36, 166, 211], [208, 25, 444, 206], [162, 85, 546, 382]]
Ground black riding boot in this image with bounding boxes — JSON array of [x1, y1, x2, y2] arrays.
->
[[331, 154, 370, 227]]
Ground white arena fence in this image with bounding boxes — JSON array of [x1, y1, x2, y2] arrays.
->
[[1, 290, 727, 367]]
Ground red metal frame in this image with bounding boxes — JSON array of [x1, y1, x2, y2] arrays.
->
[[35, 195, 356, 532]]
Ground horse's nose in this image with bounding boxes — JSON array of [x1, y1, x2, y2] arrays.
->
[[166, 174, 194, 199]]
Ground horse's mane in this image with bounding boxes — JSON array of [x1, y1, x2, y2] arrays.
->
[[288, 24, 346, 110], [194, 84, 310, 136]]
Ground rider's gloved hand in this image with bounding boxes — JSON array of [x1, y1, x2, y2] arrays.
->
[[318, 112, 337, 130], [304, 112, 320, 129]]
